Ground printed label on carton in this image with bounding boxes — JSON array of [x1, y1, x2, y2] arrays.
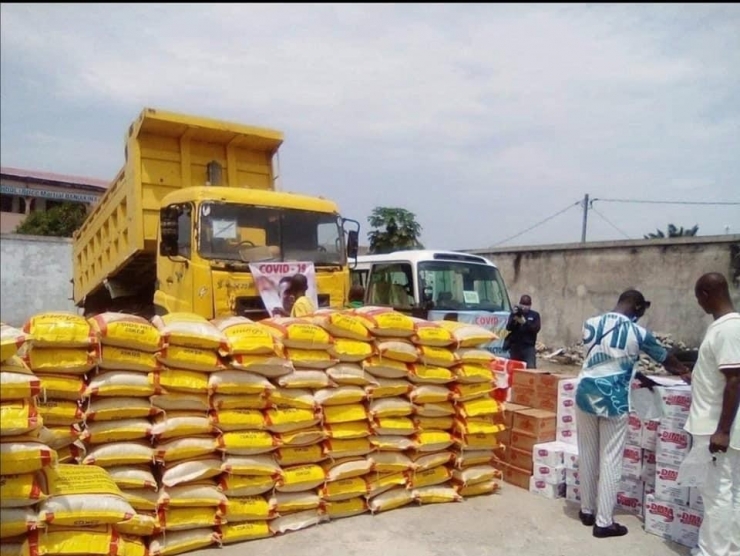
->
[[562, 443, 579, 469], [557, 378, 579, 400], [641, 419, 660, 451], [673, 506, 702, 549], [622, 444, 643, 480], [654, 462, 690, 506], [565, 484, 581, 503], [528, 476, 565, 500], [616, 479, 645, 516], [565, 468, 580, 486], [656, 425, 692, 466], [626, 413, 643, 446], [533, 464, 565, 485], [657, 386, 692, 429], [556, 427, 578, 446], [644, 494, 676, 540], [532, 441, 565, 467]]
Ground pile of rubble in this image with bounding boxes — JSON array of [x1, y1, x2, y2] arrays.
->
[[536, 333, 698, 375]]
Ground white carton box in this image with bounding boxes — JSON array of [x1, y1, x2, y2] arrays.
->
[[674, 506, 703, 548], [689, 488, 704, 513], [562, 443, 579, 470], [656, 424, 692, 466], [532, 441, 565, 467], [565, 484, 581, 503], [641, 419, 660, 451], [556, 427, 578, 446], [529, 477, 565, 499], [622, 444, 643, 480], [565, 468, 580, 486], [656, 386, 692, 429], [557, 412, 577, 430], [616, 478, 645, 516], [643, 450, 657, 492], [655, 462, 690, 506], [626, 413, 643, 446], [557, 378, 579, 400], [557, 396, 578, 418], [644, 494, 677, 540], [533, 464, 566, 485]]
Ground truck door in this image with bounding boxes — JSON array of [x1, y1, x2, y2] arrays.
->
[[156, 203, 195, 314]]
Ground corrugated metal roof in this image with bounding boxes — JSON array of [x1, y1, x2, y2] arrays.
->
[[0, 166, 109, 190]]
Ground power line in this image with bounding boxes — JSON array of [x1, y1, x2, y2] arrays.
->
[[589, 205, 632, 240], [490, 201, 580, 247], [593, 198, 740, 206]]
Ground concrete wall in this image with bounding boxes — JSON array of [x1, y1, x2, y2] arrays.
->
[[468, 235, 740, 348], [0, 234, 79, 326]]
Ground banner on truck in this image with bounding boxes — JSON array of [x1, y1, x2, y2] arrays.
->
[[249, 262, 318, 317], [427, 310, 510, 356]]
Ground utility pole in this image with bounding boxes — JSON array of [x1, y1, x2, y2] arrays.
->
[[581, 193, 590, 243]]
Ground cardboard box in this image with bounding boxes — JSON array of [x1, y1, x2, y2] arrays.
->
[[512, 409, 557, 438], [689, 488, 704, 513], [537, 372, 575, 395], [616, 478, 645, 516], [508, 447, 534, 472], [533, 392, 557, 413], [505, 465, 532, 490], [529, 476, 565, 499], [557, 378, 579, 400], [497, 428, 511, 448], [626, 413, 643, 446], [565, 468, 580, 486], [511, 430, 554, 452], [512, 369, 550, 389], [532, 441, 565, 467], [642, 450, 657, 484], [503, 402, 530, 428], [674, 506, 703, 548], [656, 424, 692, 466], [656, 386, 692, 429], [532, 464, 566, 485], [622, 444, 643, 480], [510, 387, 537, 408], [655, 462, 690, 506], [641, 419, 660, 451], [557, 412, 577, 430], [562, 443, 579, 469], [556, 427, 578, 446], [565, 484, 581, 503], [644, 494, 677, 540]]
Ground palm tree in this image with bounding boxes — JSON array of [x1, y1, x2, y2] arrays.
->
[[644, 224, 699, 239], [367, 207, 424, 254]]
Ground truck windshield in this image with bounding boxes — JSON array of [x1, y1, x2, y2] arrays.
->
[[198, 203, 344, 266], [418, 261, 511, 312]]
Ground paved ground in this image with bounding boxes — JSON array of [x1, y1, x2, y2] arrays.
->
[[193, 484, 690, 556]]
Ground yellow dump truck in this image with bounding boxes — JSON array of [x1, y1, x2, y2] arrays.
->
[[73, 108, 359, 319]]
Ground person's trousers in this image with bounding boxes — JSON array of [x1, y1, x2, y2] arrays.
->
[[510, 345, 537, 369], [693, 435, 740, 556], [576, 409, 628, 528]]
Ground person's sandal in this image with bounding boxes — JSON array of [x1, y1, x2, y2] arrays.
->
[[593, 523, 628, 538], [578, 511, 595, 526]]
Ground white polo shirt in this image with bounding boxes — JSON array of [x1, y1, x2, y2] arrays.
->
[[684, 312, 740, 450]]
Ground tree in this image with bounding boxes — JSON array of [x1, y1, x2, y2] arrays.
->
[[643, 223, 699, 239], [15, 202, 89, 238], [367, 207, 424, 254]]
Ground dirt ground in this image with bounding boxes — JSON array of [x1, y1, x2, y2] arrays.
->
[[194, 484, 690, 556]]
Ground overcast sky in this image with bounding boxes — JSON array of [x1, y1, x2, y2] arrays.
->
[[1, 3, 738, 250]]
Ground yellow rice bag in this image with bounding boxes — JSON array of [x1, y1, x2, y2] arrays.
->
[[211, 394, 270, 411], [27, 348, 96, 375], [85, 397, 157, 422], [408, 465, 452, 489], [412, 416, 454, 431], [152, 313, 228, 351], [269, 492, 320, 514], [157, 483, 226, 508], [275, 427, 326, 447], [365, 377, 411, 399], [454, 417, 505, 436], [37, 374, 84, 401], [456, 348, 496, 365], [225, 495, 277, 522], [319, 477, 368, 502], [275, 445, 326, 466], [321, 497, 368, 519], [0, 372, 40, 401], [369, 398, 413, 419], [81, 419, 152, 444], [207, 370, 274, 396], [410, 318, 455, 347], [149, 368, 209, 395], [220, 455, 281, 477], [314, 386, 365, 406], [412, 451, 455, 471], [36, 400, 83, 427], [88, 313, 160, 352], [115, 512, 159, 537], [372, 416, 416, 436], [353, 307, 416, 338], [264, 408, 319, 433], [323, 421, 372, 440], [323, 438, 373, 459], [0, 323, 29, 362], [221, 521, 273, 543], [262, 318, 333, 350], [450, 382, 493, 401], [363, 357, 409, 379], [106, 465, 157, 491], [151, 412, 217, 440], [368, 452, 413, 474], [99, 345, 159, 372], [276, 370, 333, 390], [454, 363, 494, 384], [376, 340, 418, 363], [414, 401, 455, 417], [328, 338, 374, 362], [0, 473, 47, 508], [1, 356, 33, 375], [322, 458, 372, 481], [85, 371, 154, 398], [455, 432, 500, 451], [120, 489, 159, 512], [210, 409, 266, 432], [229, 353, 292, 378], [408, 365, 455, 384], [322, 404, 368, 425], [457, 397, 502, 419], [327, 364, 379, 386], [311, 310, 372, 342], [368, 486, 413, 513], [151, 393, 210, 412], [157, 346, 224, 373], [0, 400, 43, 436], [437, 320, 497, 348], [409, 385, 452, 405], [454, 478, 500, 497], [267, 388, 316, 410], [155, 436, 218, 464], [148, 529, 220, 556], [162, 458, 222, 488], [158, 506, 223, 532], [417, 346, 459, 368], [283, 349, 337, 370], [218, 475, 276, 497], [412, 485, 462, 504], [23, 313, 95, 348], [414, 430, 454, 452], [82, 442, 153, 468], [276, 464, 326, 493], [369, 435, 415, 452], [218, 431, 278, 455], [212, 316, 282, 356]]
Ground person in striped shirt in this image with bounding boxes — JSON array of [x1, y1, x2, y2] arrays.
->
[[575, 289, 689, 538]]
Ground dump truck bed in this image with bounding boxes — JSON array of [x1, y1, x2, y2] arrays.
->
[[72, 108, 284, 304]]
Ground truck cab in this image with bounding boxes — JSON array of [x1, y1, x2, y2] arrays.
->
[[352, 250, 512, 354]]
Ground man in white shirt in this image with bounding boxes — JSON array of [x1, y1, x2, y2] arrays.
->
[[684, 272, 740, 556]]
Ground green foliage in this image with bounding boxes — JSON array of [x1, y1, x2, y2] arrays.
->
[[367, 207, 424, 254], [644, 223, 699, 239], [15, 202, 89, 238]]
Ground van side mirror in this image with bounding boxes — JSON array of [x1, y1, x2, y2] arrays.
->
[[160, 206, 180, 257]]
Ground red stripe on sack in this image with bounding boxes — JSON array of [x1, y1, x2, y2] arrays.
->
[[27, 529, 40, 556], [16, 334, 27, 349], [91, 314, 108, 337], [110, 528, 121, 556], [40, 448, 52, 467]]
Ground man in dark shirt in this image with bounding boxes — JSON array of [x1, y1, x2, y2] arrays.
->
[[505, 294, 541, 369]]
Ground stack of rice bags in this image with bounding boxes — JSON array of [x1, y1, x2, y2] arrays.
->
[[148, 313, 227, 556], [84, 313, 163, 545], [0, 322, 54, 550], [437, 320, 506, 496], [23, 313, 95, 465]]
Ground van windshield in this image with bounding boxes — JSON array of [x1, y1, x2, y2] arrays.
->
[[198, 202, 344, 266], [418, 261, 511, 312]]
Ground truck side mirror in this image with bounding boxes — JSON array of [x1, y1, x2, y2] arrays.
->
[[160, 206, 180, 257], [346, 230, 359, 259]]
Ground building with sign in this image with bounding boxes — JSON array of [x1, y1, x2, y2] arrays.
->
[[0, 167, 108, 234]]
